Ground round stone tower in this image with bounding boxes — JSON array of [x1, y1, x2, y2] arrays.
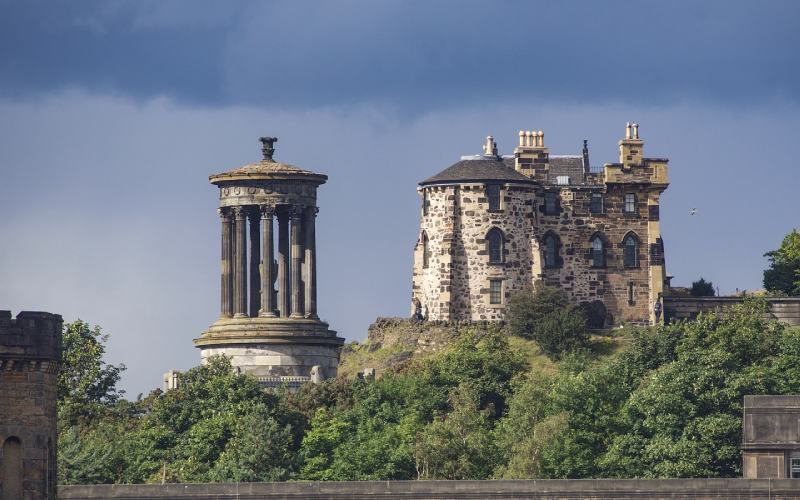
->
[[0, 310, 61, 500], [412, 136, 537, 321], [194, 137, 344, 386]]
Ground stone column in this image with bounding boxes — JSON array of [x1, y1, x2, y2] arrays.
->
[[277, 207, 290, 317], [248, 208, 261, 318], [290, 205, 304, 318], [219, 208, 233, 318], [233, 206, 248, 318], [304, 206, 319, 319], [259, 205, 276, 317]]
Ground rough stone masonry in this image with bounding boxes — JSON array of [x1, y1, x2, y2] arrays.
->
[[0, 310, 61, 500], [412, 123, 668, 326]]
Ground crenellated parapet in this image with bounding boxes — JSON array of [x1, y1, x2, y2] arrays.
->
[[0, 309, 62, 499]]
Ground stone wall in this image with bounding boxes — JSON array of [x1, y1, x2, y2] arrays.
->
[[536, 181, 660, 326], [59, 479, 800, 499], [663, 297, 800, 326], [742, 395, 800, 478], [199, 342, 340, 379], [412, 127, 668, 327], [414, 182, 535, 321], [0, 310, 61, 500]]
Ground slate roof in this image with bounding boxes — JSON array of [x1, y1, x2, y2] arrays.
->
[[419, 155, 535, 186], [547, 155, 586, 184]]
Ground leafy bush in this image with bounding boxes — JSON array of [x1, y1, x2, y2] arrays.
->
[[506, 286, 589, 359]]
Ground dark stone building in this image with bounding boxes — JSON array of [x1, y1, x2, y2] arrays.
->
[[0, 310, 62, 500], [742, 395, 800, 478]]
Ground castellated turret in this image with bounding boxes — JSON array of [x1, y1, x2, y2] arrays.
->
[[412, 124, 669, 326], [0, 310, 62, 500]]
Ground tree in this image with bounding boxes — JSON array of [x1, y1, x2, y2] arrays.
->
[[413, 383, 499, 479], [506, 286, 588, 360], [58, 320, 125, 426], [599, 300, 786, 478], [763, 229, 800, 295], [690, 278, 715, 297]]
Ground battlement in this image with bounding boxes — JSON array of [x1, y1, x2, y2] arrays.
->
[[0, 310, 62, 361]]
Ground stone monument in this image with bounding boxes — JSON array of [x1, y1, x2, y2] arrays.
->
[[0, 310, 62, 500], [194, 137, 344, 387]]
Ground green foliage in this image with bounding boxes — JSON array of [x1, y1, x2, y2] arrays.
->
[[59, 356, 301, 484], [690, 277, 715, 297], [763, 229, 800, 295], [297, 326, 525, 481], [58, 320, 125, 426], [414, 383, 498, 479], [506, 286, 589, 359], [59, 305, 800, 483]]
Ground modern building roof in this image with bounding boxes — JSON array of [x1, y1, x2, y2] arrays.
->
[[419, 155, 535, 186]]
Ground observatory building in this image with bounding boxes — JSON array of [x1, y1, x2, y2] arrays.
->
[[194, 137, 344, 387], [412, 124, 669, 327]]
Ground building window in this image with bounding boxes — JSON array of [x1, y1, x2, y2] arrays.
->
[[489, 279, 503, 304], [487, 228, 504, 264], [486, 184, 501, 211], [544, 192, 558, 215], [422, 190, 429, 216], [590, 193, 604, 214], [791, 457, 800, 479], [421, 232, 429, 269], [544, 233, 560, 268], [624, 193, 637, 214], [624, 233, 638, 268], [628, 281, 634, 305], [591, 235, 606, 268]]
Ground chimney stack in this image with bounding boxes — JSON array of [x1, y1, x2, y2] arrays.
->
[[619, 122, 644, 167], [483, 135, 496, 156]]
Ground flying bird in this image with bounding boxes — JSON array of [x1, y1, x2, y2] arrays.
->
[[689, 208, 697, 216]]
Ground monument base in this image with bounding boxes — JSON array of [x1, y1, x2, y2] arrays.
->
[[193, 317, 344, 383]]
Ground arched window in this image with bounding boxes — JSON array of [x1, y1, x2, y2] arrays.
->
[[487, 228, 504, 264], [2, 436, 22, 500], [421, 232, 429, 269], [623, 233, 639, 268], [591, 234, 606, 268], [544, 232, 561, 269]]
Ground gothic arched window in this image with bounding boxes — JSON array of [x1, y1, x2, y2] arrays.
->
[[591, 234, 606, 268], [623, 233, 639, 268], [544, 232, 561, 269], [487, 228, 504, 264], [421, 232, 429, 269]]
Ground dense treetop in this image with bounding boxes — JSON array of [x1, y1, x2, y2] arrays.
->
[[58, 297, 800, 483]]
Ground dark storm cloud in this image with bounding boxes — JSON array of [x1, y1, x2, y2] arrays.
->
[[1, 0, 798, 110]]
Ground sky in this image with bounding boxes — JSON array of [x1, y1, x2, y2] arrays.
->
[[1, 0, 798, 396]]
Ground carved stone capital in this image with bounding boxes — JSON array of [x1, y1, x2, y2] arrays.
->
[[305, 205, 320, 218], [289, 204, 304, 220], [260, 204, 276, 219], [232, 206, 247, 219]]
